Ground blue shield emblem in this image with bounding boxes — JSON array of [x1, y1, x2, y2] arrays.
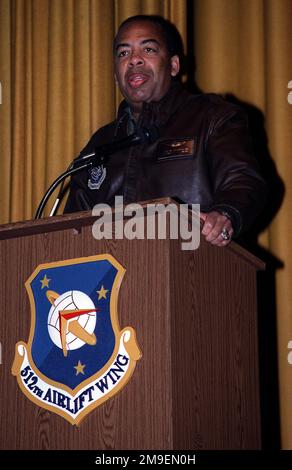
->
[[12, 254, 141, 425]]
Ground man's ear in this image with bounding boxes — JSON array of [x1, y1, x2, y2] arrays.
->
[[170, 55, 180, 77], [114, 73, 118, 85]]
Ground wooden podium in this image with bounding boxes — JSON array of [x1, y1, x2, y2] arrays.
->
[[0, 199, 263, 449]]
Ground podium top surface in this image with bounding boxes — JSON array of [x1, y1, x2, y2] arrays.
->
[[0, 198, 265, 270]]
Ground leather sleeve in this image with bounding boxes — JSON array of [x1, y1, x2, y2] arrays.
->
[[206, 108, 267, 235]]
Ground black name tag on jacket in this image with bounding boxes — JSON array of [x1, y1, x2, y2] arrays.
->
[[156, 138, 195, 161]]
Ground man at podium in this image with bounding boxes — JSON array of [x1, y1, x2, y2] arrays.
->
[[64, 15, 266, 247]]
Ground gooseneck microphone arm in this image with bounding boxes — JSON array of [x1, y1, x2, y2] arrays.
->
[[34, 126, 159, 220], [72, 126, 158, 166], [34, 160, 93, 220]]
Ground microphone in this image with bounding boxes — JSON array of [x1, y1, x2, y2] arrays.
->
[[34, 126, 159, 219], [73, 126, 159, 167]]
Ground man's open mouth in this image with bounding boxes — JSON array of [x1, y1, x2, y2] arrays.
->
[[127, 73, 149, 88]]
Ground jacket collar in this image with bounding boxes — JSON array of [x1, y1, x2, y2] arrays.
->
[[116, 81, 191, 132]]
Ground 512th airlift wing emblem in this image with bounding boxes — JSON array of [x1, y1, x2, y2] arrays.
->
[[12, 254, 141, 425]]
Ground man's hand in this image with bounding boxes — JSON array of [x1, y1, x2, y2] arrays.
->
[[200, 211, 234, 246]]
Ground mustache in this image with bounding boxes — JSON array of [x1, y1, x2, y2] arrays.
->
[[125, 70, 151, 79]]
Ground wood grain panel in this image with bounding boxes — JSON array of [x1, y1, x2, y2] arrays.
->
[[0, 206, 262, 449]]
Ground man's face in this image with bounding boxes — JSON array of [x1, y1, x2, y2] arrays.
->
[[114, 21, 180, 114]]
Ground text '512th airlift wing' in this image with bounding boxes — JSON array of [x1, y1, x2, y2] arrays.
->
[[12, 254, 141, 425]]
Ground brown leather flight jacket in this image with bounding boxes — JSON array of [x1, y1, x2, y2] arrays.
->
[[64, 83, 266, 236]]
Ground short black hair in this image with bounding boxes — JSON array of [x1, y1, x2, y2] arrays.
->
[[114, 14, 184, 60]]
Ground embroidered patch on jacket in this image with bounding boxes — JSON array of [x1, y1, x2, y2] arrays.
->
[[11, 255, 141, 425], [88, 165, 106, 190], [156, 138, 195, 161]]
